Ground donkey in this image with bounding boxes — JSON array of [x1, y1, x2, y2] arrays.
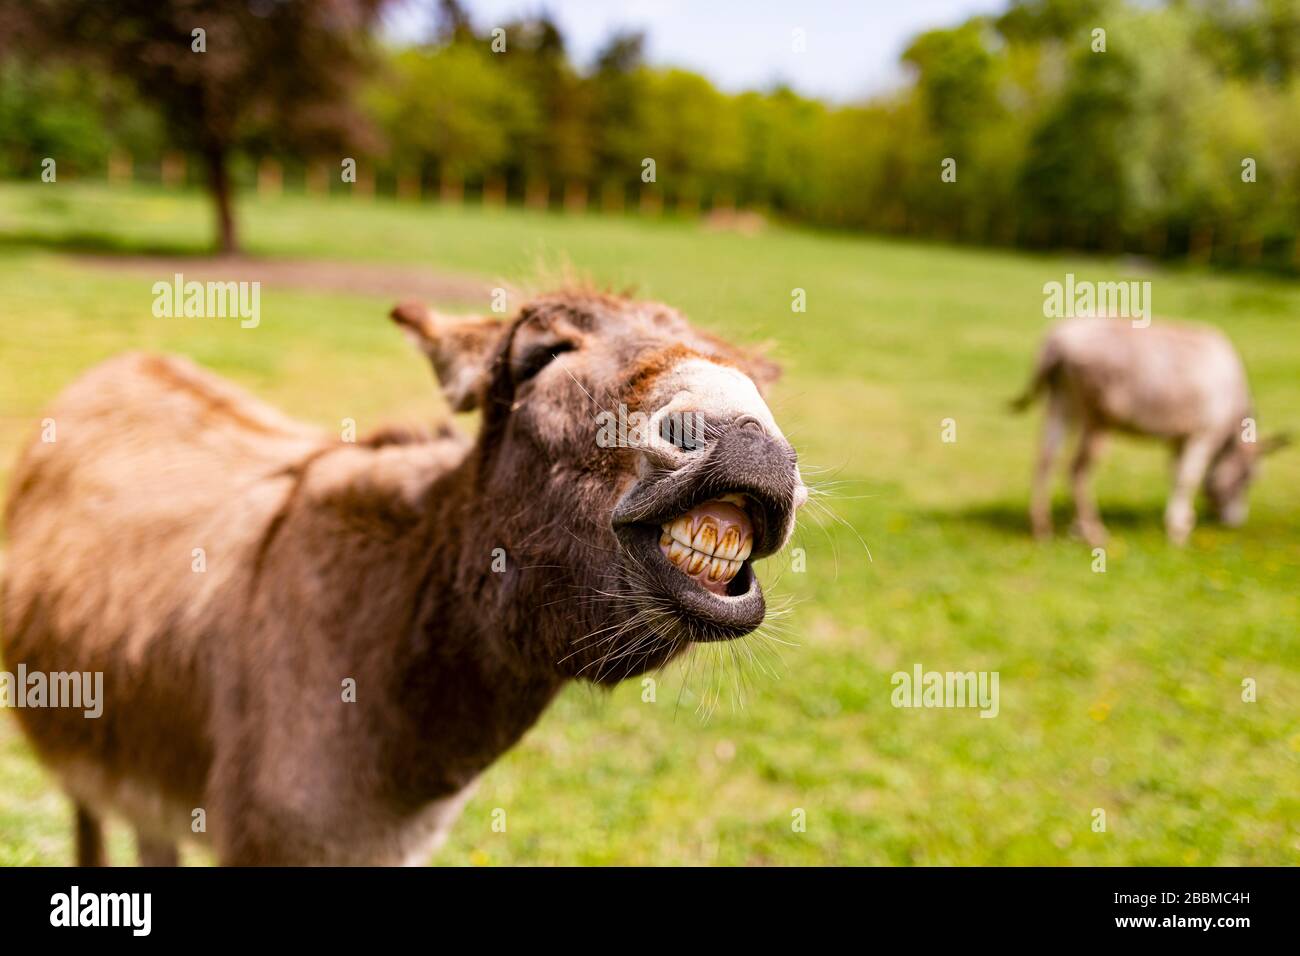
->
[[1011, 316, 1288, 545], [1, 289, 806, 865]]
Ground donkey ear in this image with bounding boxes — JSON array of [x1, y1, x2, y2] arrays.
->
[[390, 301, 505, 412], [1259, 432, 1292, 456]]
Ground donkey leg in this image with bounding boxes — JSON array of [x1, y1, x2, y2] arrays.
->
[[1069, 426, 1107, 546], [137, 832, 180, 867], [75, 803, 107, 867], [1030, 395, 1067, 538], [1166, 434, 1215, 545]]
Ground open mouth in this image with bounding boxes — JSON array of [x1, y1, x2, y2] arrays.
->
[[614, 489, 776, 640], [656, 494, 753, 595]]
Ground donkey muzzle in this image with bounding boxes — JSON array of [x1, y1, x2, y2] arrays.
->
[[613, 415, 801, 560]]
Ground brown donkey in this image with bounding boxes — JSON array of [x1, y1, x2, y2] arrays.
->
[[1, 289, 805, 865]]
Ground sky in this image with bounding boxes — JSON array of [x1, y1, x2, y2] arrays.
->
[[387, 0, 1009, 102]]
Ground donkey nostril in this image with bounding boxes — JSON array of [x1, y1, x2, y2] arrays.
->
[[735, 415, 764, 433]]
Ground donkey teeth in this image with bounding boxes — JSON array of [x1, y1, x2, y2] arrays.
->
[[710, 557, 742, 584], [668, 517, 694, 548], [692, 521, 718, 555], [659, 510, 748, 584], [659, 525, 752, 564], [658, 529, 741, 586], [718, 527, 740, 560]]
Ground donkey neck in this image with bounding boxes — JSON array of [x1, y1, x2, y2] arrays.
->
[[371, 441, 567, 804]]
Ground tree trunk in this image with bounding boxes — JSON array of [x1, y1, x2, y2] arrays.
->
[[204, 147, 239, 255]]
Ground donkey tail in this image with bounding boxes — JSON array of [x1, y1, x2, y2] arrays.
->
[[1008, 337, 1063, 413]]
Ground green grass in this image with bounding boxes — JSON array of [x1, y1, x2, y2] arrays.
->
[[0, 183, 1297, 865]]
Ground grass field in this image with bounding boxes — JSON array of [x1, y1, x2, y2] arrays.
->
[[0, 183, 1297, 865]]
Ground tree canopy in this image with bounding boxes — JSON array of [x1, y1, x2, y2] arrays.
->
[[2, 0, 1298, 267]]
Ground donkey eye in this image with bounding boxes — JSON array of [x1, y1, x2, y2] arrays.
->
[[514, 341, 577, 383]]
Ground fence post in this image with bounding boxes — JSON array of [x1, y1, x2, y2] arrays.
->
[[525, 176, 549, 211], [353, 165, 374, 199], [108, 150, 133, 186], [306, 161, 329, 196], [161, 151, 186, 188], [483, 175, 506, 208], [639, 187, 662, 217], [1145, 223, 1167, 258], [563, 180, 588, 214], [1188, 222, 1214, 265], [397, 168, 422, 201], [257, 157, 283, 198], [439, 170, 463, 205], [1239, 230, 1261, 266], [601, 181, 624, 214]]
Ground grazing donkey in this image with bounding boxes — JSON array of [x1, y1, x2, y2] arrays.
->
[[1, 289, 805, 865], [1012, 317, 1287, 545]]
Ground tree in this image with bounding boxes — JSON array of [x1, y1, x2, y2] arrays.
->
[[1016, 25, 1140, 246], [589, 31, 649, 191], [639, 69, 744, 206], [0, 51, 169, 181], [1, 0, 393, 253], [500, 15, 594, 189], [371, 43, 539, 186]]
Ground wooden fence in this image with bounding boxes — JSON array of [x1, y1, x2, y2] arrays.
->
[[91, 150, 1300, 269]]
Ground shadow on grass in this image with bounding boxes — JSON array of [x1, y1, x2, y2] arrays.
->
[[0, 231, 492, 300], [0, 230, 212, 259], [936, 500, 1166, 538]]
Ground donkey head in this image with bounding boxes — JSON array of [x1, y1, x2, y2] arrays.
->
[[1204, 430, 1291, 526], [392, 289, 805, 682]]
